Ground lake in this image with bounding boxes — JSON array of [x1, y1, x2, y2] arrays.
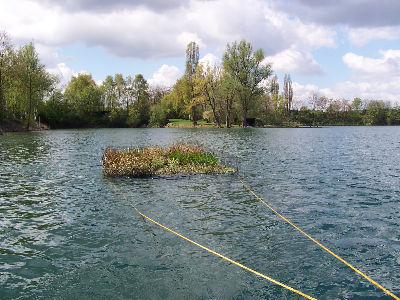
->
[[0, 127, 399, 299]]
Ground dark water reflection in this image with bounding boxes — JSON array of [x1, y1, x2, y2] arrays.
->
[[0, 127, 399, 299]]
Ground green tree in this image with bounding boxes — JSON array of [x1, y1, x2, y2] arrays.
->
[[102, 75, 117, 110], [273, 93, 286, 124], [38, 90, 69, 128], [149, 101, 168, 127], [4, 50, 25, 120], [194, 64, 223, 127], [114, 73, 125, 109], [165, 78, 187, 119], [326, 99, 342, 124], [64, 73, 102, 124], [386, 106, 400, 125], [297, 106, 313, 126], [124, 75, 134, 117], [351, 97, 363, 110], [223, 40, 272, 127], [364, 100, 388, 125], [0, 31, 12, 119], [220, 72, 236, 128], [128, 74, 150, 127], [262, 75, 281, 125], [19, 42, 55, 129]]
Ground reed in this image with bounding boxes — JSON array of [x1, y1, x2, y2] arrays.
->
[[102, 143, 235, 177]]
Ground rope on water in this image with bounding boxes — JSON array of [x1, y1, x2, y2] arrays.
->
[[237, 173, 399, 300], [110, 180, 317, 300]]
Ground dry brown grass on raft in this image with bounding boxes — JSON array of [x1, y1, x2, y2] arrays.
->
[[102, 143, 235, 177]]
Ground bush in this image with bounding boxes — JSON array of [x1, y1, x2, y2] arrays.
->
[[149, 103, 168, 127]]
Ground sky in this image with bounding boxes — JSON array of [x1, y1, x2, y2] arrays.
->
[[1, 0, 400, 106]]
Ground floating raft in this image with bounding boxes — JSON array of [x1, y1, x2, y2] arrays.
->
[[102, 143, 235, 177]]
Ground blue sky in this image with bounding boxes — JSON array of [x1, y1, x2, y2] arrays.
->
[[1, 0, 400, 106]]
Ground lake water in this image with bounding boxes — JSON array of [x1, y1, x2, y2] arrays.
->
[[0, 127, 399, 299]]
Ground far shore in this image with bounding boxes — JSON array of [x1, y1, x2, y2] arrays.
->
[[1, 119, 394, 133]]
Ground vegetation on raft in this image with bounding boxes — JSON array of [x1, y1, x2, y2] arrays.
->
[[102, 143, 235, 177]]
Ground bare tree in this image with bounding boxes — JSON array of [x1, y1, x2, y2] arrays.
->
[[309, 91, 319, 110], [315, 96, 329, 111], [148, 85, 171, 105], [269, 75, 279, 97]]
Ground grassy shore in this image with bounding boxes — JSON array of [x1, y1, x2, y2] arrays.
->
[[165, 119, 215, 128], [102, 143, 235, 177], [164, 118, 300, 128]]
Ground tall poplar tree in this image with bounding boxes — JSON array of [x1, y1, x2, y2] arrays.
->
[[184, 41, 200, 125], [283, 73, 293, 111]]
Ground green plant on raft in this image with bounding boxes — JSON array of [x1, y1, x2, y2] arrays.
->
[[169, 151, 219, 165]]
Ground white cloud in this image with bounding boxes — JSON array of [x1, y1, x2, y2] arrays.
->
[[343, 50, 400, 77], [264, 46, 324, 75], [176, 32, 205, 50], [34, 44, 62, 67], [47, 63, 89, 87], [199, 53, 221, 68], [47, 63, 76, 86], [308, 50, 400, 104], [0, 0, 336, 60], [78, 70, 90, 76], [289, 48, 400, 105], [263, 8, 336, 50], [329, 79, 400, 103], [292, 81, 320, 101], [347, 27, 400, 46], [148, 64, 181, 87], [293, 79, 400, 105]]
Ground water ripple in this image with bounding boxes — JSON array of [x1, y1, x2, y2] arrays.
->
[[0, 127, 399, 299]]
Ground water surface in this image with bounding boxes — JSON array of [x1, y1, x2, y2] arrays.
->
[[0, 127, 399, 299]]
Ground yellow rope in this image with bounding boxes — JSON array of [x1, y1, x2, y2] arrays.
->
[[110, 181, 316, 300], [237, 175, 399, 300]]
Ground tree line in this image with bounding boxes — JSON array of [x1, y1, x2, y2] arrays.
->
[[1, 30, 399, 129]]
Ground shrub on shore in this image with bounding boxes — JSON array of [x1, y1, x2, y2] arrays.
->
[[102, 143, 235, 177]]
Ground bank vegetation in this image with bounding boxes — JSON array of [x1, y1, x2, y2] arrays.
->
[[1, 30, 399, 131]]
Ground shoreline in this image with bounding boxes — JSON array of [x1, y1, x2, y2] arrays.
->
[[0, 120, 49, 133], [1, 122, 397, 133]]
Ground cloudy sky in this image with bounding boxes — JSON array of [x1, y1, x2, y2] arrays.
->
[[1, 0, 400, 105]]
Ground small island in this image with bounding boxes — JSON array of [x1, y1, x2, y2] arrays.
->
[[102, 143, 235, 177]]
